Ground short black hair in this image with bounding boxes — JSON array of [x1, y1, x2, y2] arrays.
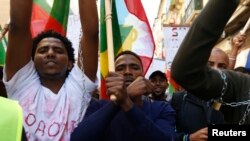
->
[[32, 30, 75, 64], [115, 50, 143, 69], [149, 70, 168, 81]]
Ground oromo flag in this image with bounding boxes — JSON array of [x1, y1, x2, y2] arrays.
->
[[31, 0, 70, 37], [100, 0, 155, 99], [0, 26, 7, 66]]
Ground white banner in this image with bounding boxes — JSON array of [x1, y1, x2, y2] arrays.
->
[[163, 26, 190, 69]]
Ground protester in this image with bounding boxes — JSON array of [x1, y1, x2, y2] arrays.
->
[[171, 0, 249, 124], [71, 51, 176, 141], [4, 0, 98, 140], [149, 70, 169, 101], [171, 47, 227, 141], [208, 48, 229, 70]]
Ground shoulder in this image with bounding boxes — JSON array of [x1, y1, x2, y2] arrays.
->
[[171, 92, 186, 107], [85, 99, 110, 117], [89, 99, 109, 108], [146, 100, 175, 114]]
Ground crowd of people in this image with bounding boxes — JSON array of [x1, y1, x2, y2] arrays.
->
[[1, 0, 250, 141]]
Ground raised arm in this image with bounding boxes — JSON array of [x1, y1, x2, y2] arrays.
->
[[6, 0, 33, 81], [227, 32, 247, 70], [171, 0, 239, 99], [78, 0, 99, 81]]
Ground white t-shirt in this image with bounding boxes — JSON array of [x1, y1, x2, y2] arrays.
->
[[3, 60, 97, 141]]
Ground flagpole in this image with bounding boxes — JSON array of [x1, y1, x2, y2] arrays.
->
[[0, 23, 9, 41], [240, 17, 250, 34], [105, 0, 117, 101]]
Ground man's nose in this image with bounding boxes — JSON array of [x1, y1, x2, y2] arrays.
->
[[155, 80, 161, 85], [124, 67, 132, 74], [47, 48, 55, 57]]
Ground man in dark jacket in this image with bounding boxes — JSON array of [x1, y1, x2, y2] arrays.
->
[[171, 47, 227, 141], [71, 51, 176, 141], [172, 0, 249, 125]]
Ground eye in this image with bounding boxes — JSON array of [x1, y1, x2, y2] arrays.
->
[[151, 79, 157, 83], [160, 78, 166, 82], [54, 48, 65, 54], [131, 64, 140, 70], [218, 64, 227, 69], [115, 65, 124, 72], [37, 47, 48, 54]]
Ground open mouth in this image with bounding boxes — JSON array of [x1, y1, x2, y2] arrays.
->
[[154, 87, 163, 93]]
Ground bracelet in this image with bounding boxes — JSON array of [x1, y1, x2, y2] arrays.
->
[[229, 57, 236, 61]]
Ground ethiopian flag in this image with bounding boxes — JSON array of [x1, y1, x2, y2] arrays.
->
[[100, 0, 155, 99], [31, 0, 70, 37], [0, 26, 7, 66]]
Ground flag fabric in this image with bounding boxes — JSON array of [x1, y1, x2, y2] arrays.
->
[[166, 69, 181, 98], [100, 0, 155, 99], [31, 0, 70, 37], [235, 48, 250, 70], [0, 26, 7, 66]]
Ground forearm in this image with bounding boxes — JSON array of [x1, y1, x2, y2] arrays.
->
[[6, 0, 33, 81], [79, 0, 99, 37], [78, 0, 99, 81], [228, 48, 237, 70], [171, 0, 239, 98], [10, 0, 32, 30]]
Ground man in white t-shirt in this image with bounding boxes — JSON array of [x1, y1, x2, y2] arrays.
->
[[3, 0, 98, 140]]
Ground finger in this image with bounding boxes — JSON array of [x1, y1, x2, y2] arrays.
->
[[201, 134, 208, 140], [106, 85, 123, 96], [105, 75, 124, 84]]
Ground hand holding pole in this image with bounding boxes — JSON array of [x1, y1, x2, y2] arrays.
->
[[105, 0, 117, 101]]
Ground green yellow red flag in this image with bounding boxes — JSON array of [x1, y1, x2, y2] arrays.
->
[[100, 0, 155, 99]]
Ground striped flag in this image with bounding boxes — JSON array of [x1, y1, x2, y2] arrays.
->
[[0, 26, 7, 66], [31, 0, 70, 37], [100, 0, 155, 99]]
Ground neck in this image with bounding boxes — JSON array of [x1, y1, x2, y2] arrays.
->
[[152, 94, 166, 101], [40, 77, 66, 94]]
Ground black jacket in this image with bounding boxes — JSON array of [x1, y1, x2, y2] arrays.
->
[[171, 0, 250, 124], [171, 92, 224, 141]]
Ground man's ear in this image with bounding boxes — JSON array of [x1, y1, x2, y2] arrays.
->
[[67, 60, 73, 70]]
